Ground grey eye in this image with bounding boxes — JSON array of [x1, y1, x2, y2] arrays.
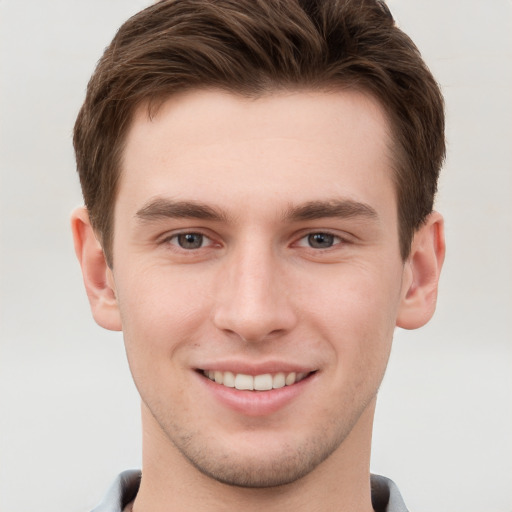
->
[[176, 233, 204, 249], [307, 233, 335, 249]]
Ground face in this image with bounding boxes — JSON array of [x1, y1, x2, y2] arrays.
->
[[108, 89, 411, 487]]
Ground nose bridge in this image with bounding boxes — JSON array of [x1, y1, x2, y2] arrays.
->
[[213, 235, 295, 342]]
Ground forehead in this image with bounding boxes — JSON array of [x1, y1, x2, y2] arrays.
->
[[118, 89, 395, 220]]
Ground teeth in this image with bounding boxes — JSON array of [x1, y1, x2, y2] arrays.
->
[[203, 370, 310, 391], [273, 372, 286, 389], [234, 373, 254, 390], [223, 371, 235, 388], [254, 374, 272, 391], [285, 372, 296, 386]]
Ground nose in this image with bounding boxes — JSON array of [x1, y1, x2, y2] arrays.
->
[[212, 242, 297, 343]]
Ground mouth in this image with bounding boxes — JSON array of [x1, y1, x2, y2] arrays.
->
[[200, 369, 313, 391]]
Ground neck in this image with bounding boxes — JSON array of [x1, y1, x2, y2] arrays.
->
[[132, 399, 377, 512]]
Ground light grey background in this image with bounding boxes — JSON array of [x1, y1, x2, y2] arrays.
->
[[0, 1, 511, 511]]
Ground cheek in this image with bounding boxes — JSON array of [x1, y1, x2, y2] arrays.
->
[[299, 265, 400, 369], [115, 266, 213, 358], [114, 273, 204, 405], [303, 263, 401, 328]]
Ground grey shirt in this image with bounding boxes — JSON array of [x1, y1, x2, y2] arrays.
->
[[91, 470, 409, 512]]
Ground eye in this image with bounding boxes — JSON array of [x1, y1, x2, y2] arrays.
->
[[298, 232, 341, 249], [169, 232, 211, 250]]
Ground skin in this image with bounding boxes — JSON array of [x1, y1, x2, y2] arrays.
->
[[72, 89, 445, 512]]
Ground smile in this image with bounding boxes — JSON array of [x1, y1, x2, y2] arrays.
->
[[201, 370, 311, 391]]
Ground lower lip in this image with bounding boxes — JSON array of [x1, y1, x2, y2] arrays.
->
[[197, 372, 315, 417]]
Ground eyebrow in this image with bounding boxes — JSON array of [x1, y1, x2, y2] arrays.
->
[[135, 197, 378, 224], [284, 199, 378, 222], [135, 198, 228, 223]]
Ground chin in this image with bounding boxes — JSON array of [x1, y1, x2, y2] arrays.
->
[[163, 421, 350, 489], [182, 443, 334, 488]]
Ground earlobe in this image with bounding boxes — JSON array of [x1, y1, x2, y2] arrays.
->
[[396, 211, 445, 330], [71, 207, 122, 331]]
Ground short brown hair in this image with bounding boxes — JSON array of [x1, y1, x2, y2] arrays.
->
[[74, 0, 445, 265]]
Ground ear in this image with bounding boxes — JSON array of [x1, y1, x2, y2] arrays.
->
[[71, 207, 122, 331], [396, 211, 445, 330]]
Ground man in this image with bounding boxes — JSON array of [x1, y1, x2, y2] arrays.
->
[[71, 0, 445, 510]]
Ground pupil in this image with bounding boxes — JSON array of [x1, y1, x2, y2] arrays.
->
[[179, 233, 202, 249], [308, 233, 334, 248]]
